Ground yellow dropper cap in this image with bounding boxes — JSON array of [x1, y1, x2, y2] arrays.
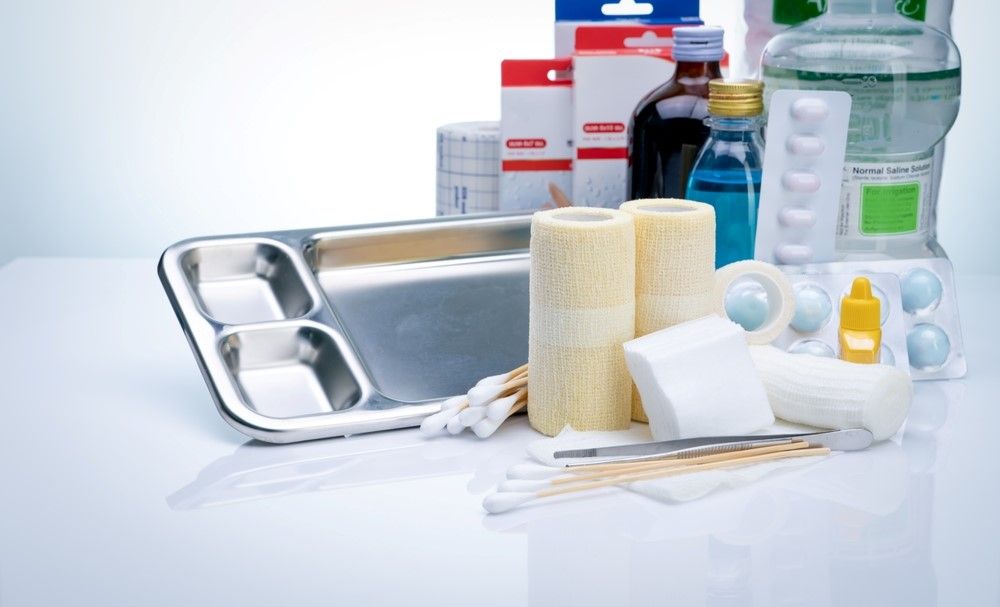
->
[[840, 277, 881, 331]]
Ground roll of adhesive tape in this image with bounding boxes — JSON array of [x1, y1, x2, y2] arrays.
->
[[620, 198, 716, 422], [436, 121, 500, 216], [528, 207, 636, 436], [713, 260, 795, 345]]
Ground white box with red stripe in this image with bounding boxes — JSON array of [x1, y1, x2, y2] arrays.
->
[[499, 59, 575, 211], [571, 25, 678, 208]]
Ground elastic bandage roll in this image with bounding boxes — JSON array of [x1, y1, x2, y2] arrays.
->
[[528, 208, 636, 436], [620, 199, 716, 422], [750, 345, 913, 441]]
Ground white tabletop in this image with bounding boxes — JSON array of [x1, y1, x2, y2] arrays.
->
[[1, 258, 998, 606]]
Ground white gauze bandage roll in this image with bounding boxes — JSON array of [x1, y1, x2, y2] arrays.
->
[[750, 345, 913, 441], [528, 207, 636, 436], [713, 260, 795, 345], [620, 198, 716, 422]]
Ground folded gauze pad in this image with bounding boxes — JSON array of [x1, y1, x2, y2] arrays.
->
[[620, 198, 716, 423], [749, 345, 912, 441], [528, 207, 636, 436], [623, 315, 775, 440]]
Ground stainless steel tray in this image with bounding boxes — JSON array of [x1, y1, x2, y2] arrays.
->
[[159, 214, 530, 443]]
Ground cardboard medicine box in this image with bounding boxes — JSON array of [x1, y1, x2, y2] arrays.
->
[[571, 25, 679, 208], [499, 58, 574, 211]]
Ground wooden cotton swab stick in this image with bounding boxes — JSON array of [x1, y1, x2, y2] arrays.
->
[[484, 447, 830, 514], [542, 446, 831, 495], [474, 363, 528, 388], [500, 442, 809, 492], [506, 362, 529, 378]]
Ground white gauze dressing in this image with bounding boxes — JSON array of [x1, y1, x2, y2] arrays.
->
[[624, 316, 775, 440]]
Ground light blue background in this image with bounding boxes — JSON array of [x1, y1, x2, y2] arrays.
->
[[1, 0, 996, 274]]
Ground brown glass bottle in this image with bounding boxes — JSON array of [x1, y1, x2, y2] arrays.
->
[[627, 26, 724, 200]]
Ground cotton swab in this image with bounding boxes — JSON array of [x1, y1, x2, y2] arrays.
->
[[459, 406, 489, 426], [483, 446, 831, 514], [446, 414, 465, 435], [486, 447, 829, 514], [472, 418, 502, 439], [467, 376, 528, 407], [473, 400, 527, 439], [420, 408, 458, 435], [419, 397, 469, 435], [421, 362, 528, 438], [474, 363, 528, 388], [440, 395, 467, 410], [486, 389, 526, 422]]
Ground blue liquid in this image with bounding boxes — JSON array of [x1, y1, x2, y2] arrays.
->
[[686, 168, 761, 268]]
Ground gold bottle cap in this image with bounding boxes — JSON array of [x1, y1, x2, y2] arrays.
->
[[708, 79, 764, 117]]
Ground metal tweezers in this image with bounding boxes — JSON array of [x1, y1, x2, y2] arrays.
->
[[552, 429, 874, 467]]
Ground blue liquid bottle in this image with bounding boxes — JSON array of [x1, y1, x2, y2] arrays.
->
[[686, 79, 765, 268]]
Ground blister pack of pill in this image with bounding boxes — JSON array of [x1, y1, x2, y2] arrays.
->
[[770, 272, 911, 374], [755, 89, 852, 265], [783, 257, 966, 380]]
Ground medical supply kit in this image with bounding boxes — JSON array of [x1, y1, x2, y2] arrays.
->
[[161, 0, 969, 513]]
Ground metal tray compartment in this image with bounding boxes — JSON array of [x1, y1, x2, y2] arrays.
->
[[181, 241, 315, 324], [221, 324, 362, 418], [160, 215, 530, 443]]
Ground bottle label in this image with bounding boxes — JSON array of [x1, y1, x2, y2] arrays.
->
[[895, 0, 928, 21], [772, 0, 826, 26], [772, 0, 927, 25], [838, 156, 934, 238]]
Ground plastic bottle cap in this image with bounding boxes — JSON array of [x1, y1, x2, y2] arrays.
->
[[673, 26, 725, 62], [840, 277, 881, 330]]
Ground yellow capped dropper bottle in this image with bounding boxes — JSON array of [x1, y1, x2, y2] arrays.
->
[[839, 277, 881, 364]]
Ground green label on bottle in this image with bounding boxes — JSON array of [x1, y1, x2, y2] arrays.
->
[[860, 181, 920, 234], [773, 0, 927, 25], [773, 0, 826, 25], [895, 0, 927, 21]]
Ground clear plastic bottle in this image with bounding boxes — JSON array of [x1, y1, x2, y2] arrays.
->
[[686, 79, 766, 268], [760, 0, 961, 258], [627, 26, 725, 200]]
